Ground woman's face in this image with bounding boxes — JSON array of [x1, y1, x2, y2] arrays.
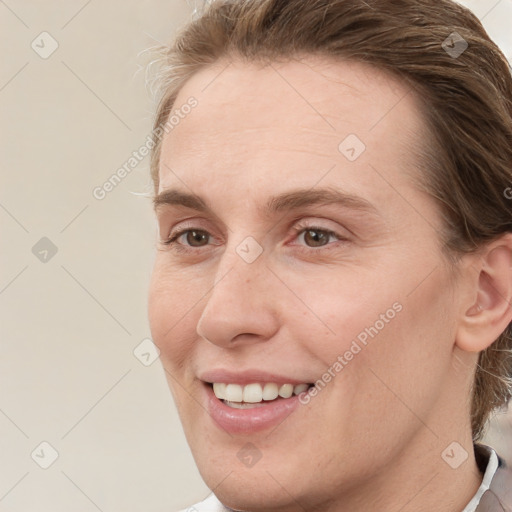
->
[[148, 56, 472, 510]]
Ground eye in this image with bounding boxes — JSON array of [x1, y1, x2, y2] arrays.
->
[[296, 227, 339, 248], [290, 219, 347, 251], [163, 228, 212, 249], [161, 223, 347, 254]]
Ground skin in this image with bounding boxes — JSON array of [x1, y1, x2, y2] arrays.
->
[[148, 55, 510, 511]]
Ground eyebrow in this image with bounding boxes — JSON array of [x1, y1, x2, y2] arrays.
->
[[153, 187, 379, 217]]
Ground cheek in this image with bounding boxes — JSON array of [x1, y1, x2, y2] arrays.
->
[[148, 264, 206, 425], [148, 261, 204, 371], [279, 265, 406, 361], [280, 264, 456, 471], [281, 258, 456, 409], [338, 265, 457, 439]]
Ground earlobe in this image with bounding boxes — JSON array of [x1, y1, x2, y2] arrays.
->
[[456, 234, 512, 353]]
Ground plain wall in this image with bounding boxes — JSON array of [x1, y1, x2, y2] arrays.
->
[[1, 1, 511, 510]]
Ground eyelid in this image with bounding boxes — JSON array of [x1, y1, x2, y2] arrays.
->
[[286, 223, 348, 251], [163, 218, 215, 241], [289, 218, 351, 240], [162, 227, 217, 248]]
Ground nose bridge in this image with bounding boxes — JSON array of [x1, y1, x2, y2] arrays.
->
[[196, 240, 279, 346], [209, 233, 270, 301]]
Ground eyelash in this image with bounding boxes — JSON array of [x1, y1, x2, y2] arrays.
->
[[161, 222, 347, 254]]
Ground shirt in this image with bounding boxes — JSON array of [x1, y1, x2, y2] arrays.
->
[[178, 444, 511, 512], [463, 445, 499, 512]]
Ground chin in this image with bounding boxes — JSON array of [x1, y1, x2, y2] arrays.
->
[[193, 446, 319, 512], [210, 483, 300, 512]]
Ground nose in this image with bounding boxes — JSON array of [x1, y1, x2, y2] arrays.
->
[[196, 248, 280, 348]]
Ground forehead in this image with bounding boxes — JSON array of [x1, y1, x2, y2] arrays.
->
[[158, 55, 426, 206]]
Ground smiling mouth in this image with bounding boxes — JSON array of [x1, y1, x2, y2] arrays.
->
[[207, 382, 314, 408]]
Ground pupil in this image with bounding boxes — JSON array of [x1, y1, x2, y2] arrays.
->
[[187, 230, 208, 246], [305, 229, 328, 247]]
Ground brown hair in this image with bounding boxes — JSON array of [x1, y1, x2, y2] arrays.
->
[[149, 0, 512, 441]]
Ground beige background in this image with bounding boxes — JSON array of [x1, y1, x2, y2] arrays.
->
[[0, 1, 511, 511]]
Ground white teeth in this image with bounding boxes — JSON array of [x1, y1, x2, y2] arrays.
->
[[224, 401, 268, 409], [262, 383, 279, 401], [224, 383, 243, 402], [213, 383, 226, 400], [243, 383, 263, 403], [278, 384, 293, 398], [212, 382, 310, 403], [293, 383, 309, 395]]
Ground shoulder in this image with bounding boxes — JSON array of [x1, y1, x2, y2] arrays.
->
[[177, 494, 232, 512]]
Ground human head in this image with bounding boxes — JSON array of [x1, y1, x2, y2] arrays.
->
[[149, 0, 512, 441], [148, 0, 512, 509]]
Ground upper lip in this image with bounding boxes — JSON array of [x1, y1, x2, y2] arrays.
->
[[199, 369, 313, 386]]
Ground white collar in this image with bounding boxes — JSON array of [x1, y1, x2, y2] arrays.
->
[[462, 446, 499, 512], [178, 494, 231, 512], [182, 447, 500, 512]]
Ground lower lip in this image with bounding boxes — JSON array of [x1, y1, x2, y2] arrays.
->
[[204, 384, 304, 434]]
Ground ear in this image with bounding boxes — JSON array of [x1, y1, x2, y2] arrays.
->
[[456, 233, 512, 353]]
